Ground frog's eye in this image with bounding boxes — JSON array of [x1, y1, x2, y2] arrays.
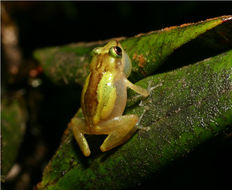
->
[[109, 46, 122, 58]]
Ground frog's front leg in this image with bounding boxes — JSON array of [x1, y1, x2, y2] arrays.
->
[[124, 79, 149, 97], [69, 117, 91, 157], [96, 115, 139, 152]]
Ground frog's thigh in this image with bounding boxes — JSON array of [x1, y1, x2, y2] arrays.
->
[[99, 115, 138, 152], [69, 118, 91, 157]]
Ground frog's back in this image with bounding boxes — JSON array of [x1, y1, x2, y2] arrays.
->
[[81, 49, 128, 127], [82, 70, 122, 126]]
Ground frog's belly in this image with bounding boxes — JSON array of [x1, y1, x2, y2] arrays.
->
[[109, 78, 127, 118]]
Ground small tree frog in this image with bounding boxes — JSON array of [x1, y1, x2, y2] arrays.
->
[[69, 40, 149, 156]]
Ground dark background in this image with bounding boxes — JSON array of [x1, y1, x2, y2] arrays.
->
[[1, 2, 232, 190], [4, 2, 232, 56]]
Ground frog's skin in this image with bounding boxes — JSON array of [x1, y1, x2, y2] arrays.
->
[[69, 40, 149, 157]]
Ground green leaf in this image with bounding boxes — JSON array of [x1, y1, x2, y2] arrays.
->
[[1, 98, 27, 182], [37, 49, 232, 190], [34, 16, 232, 86]]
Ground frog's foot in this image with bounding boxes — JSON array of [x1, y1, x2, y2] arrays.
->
[[135, 108, 151, 132], [136, 125, 151, 132], [97, 115, 139, 152], [69, 117, 91, 157], [147, 81, 162, 94]]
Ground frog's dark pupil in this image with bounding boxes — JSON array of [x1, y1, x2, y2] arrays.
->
[[114, 46, 122, 55]]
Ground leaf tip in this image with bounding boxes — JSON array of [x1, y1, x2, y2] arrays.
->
[[222, 16, 232, 22]]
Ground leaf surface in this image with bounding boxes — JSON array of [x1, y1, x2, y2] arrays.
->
[[37, 49, 232, 190], [34, 16, 232, 85], [1, 98, 27, 181]]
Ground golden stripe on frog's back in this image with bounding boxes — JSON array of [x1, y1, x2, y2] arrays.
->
[[82, 71, 102, 126]]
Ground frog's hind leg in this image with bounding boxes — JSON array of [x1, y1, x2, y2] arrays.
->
[[97, 115, 138, 152], [69, 117, 91, 157]]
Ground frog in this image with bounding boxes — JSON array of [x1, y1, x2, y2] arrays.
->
[[69, 40, 149, 157]]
